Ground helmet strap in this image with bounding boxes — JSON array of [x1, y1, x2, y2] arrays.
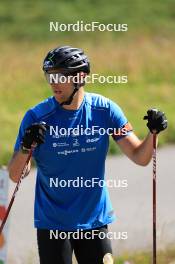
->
[[60, 83, 79, 106]]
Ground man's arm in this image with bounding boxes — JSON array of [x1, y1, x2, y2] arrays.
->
[[117, 132, 157, 166], [8, 122, 48, 183], [8, 151, 31, 183], [116, 108, 167, 166]]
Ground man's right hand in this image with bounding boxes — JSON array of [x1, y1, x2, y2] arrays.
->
[[22, 122, 48, 149]]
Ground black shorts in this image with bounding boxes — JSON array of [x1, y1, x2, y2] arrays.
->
[[37, 225, 113, 264]]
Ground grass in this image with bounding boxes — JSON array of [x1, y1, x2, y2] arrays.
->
[[0, 0, 175, 164], [1, 0, 175, 42], [0, 37, 175, 165], [115, 246, 175, 263]]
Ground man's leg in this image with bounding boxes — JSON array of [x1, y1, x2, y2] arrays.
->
[[72, 225, 113, 264], [37, 229, 73, 264]]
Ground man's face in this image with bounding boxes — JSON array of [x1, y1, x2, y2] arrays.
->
[[45, 69, 74, 103]]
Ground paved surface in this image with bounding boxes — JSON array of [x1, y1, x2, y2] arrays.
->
[[6, 145, 175, 263]]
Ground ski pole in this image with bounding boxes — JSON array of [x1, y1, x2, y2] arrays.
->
[[153, 133, 157, 264], [0, 144, 36, 234]]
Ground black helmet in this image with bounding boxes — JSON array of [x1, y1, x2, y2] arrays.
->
[[43, 46, 90, 75]]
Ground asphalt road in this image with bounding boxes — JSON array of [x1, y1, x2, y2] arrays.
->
[[6, 145, 175, 263]]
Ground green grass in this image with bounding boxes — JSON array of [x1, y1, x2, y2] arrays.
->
[[0, 37, 175, 165], [0, 1, 175, 164], [115, 246, 175, 263], [1, 0, 175, 42]]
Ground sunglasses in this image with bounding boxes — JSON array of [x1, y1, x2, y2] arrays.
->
[[44, 72, 69, 84]]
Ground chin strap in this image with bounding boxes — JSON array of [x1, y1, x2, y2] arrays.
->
[[60, 83, 79, 106]]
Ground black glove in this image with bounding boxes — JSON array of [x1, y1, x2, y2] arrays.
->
[[143, 108, 168, 134], [21, 122, 48, 149]]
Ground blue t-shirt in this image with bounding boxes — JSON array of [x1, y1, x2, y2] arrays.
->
[[14, 92, 132, 230]]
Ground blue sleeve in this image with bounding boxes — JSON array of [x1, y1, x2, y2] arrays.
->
[[14, 110, 37, 151], [109, 100, 133, 141]]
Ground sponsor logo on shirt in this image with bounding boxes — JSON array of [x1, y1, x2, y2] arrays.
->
[[81, 147, 96, 152], [53, 142, 69, 148], [72, 139, 80, 147], [86, 137, 99, 143], [57, 149, 79, 155]]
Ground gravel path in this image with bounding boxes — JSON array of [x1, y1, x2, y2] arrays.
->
[[6, 145, 175, 263]]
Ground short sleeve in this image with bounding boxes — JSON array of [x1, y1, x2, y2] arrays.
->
[[109, 100, 133, 141], [14, 110, 37, 151]]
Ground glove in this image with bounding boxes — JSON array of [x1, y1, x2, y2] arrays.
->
[[143, 108, 168, 134], [21, 122, 48, 149]]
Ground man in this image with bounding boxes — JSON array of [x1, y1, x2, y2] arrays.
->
[[8, 46, 167, 264]]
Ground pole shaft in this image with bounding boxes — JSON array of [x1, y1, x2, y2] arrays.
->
[[0, 148, 33, 234], [153, 133, 157, 264]]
